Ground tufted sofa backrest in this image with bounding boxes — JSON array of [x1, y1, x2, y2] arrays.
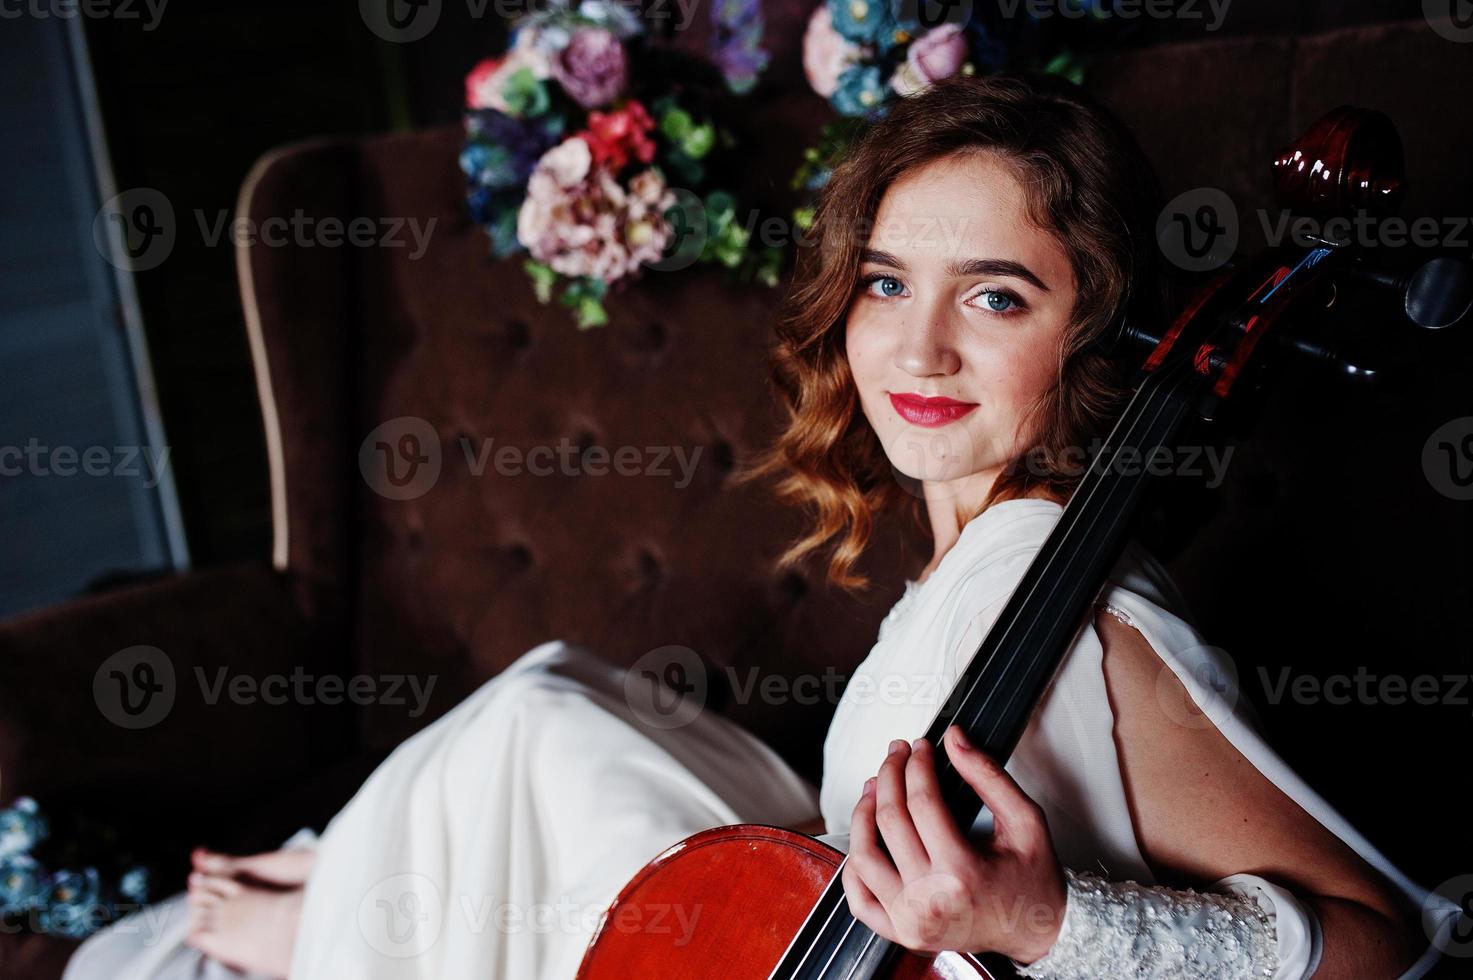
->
[[235, 107, 922, 779], [234, 16, 1473, 781]]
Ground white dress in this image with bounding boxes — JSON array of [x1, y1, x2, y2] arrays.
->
[[65, 496, 1459, 979]]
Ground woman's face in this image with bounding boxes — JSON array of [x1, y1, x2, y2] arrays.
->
[[844, 150, 1077, 511]]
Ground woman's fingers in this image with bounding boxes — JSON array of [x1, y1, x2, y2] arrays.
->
[[943, 725, 1047, 850], [873, 739, 931, 879], [840, 820, 897, 942], [903, 738, 973, 865], [847, 776, 902, 904]]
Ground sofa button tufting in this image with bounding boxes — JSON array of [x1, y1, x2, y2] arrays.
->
[[710, 438, 734, 473], [636, 547, 663, 584], [619, 320, 669, 365], [507, 543, 534, 571], [777, 571, 807, 603], [572, 428, 598, 455], [629, 319, 666, 352]]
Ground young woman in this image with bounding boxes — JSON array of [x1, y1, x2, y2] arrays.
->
[[65, 72, 1454, 980]]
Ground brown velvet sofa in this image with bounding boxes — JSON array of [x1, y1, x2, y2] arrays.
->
[[2, 16, 1470, 978]]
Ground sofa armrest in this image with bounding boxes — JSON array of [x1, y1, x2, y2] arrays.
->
[[0, 564, 352, 823]]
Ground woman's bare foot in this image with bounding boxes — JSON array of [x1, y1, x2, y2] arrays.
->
[[186, 872, 302, 979], [191, 845, 316, 887]]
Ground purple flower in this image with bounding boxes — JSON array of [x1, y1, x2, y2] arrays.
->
[[891, 24, 969, 97], [711, 0, 769, 94], [551, 27, 628, 110], [463, 108, 560, 192]]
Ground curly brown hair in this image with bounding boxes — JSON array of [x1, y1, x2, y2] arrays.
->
[[737, 71, 1172, 592]]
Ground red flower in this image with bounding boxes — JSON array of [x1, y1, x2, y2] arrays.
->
[[577, 100, 658, 172], [465, 56, 508, 110]]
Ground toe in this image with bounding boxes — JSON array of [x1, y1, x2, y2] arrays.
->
[[193, 849, 232, 875], [202, 874, 244, 900], [189, 875, 228, 907]]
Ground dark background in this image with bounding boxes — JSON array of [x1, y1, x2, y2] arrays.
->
[[82, 0, 1433, 564]]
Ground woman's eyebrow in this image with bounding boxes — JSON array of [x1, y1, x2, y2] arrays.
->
[[858, 248, 1050, 292]]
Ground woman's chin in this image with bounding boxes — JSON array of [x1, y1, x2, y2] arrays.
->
[[882, 461, 993, 500]]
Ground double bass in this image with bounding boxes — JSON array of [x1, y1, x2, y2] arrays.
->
[[576, 107, 1471, 980]]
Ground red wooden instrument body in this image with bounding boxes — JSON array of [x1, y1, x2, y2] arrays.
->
[[575, 824, 994, 979]]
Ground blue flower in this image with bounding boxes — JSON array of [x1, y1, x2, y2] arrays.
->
[[832, 65, 890, 118], [118, 867, 150, 905], [827, 0, 910, 54], [463, 109, 558, 193], [460, 143, 528, 193], [0, 854, 44, 912], [36, 867, 103, 939], [0, 797, 48, 859], [573, 0, 644, 39]]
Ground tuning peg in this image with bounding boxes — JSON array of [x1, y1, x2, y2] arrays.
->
[[1343, 255, 1473, 330], [1103, 319, 1381, 387]]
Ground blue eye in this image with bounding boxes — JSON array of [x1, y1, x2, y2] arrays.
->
[[974, 289, 1022, 314], [863, 274, 906, 298]]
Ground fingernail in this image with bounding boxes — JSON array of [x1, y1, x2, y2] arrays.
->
[[949, 725, 972, 750], [863, 777, 876, 796], [911, 737, 927, 751], [888, 738, 907, 755]]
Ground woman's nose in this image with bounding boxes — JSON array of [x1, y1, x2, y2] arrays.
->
[[894, 315, 961, 378]]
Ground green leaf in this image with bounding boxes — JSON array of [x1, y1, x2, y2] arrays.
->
[[503, 67, 549, 118], [573, 295, 608, 328], [682, 122, 715, 160], [792, 205, 815, 234], [660, 106, 694, 142], [523, 260, 557, 304]]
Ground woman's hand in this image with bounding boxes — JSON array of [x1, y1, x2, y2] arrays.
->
[[841, 724, 1068, 964]]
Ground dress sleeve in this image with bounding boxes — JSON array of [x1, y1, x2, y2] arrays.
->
[[1010, 867, 1314, 979]]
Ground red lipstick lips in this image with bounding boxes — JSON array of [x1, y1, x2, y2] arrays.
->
[[887, 392, 979, 428]]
